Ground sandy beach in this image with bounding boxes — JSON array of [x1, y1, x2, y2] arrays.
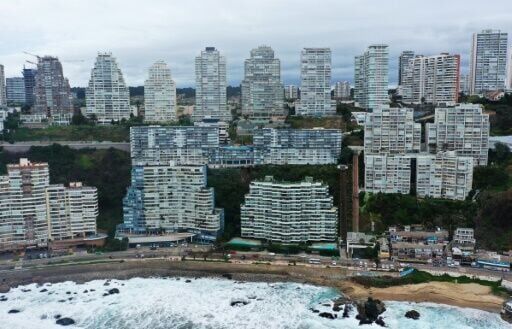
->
[[0, 259, 506, 313]]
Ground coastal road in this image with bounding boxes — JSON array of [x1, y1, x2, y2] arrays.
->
[[0, 141, 130, 153]]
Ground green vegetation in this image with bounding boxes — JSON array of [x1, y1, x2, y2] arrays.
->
[[8, 125, 130, 142], [286, 116, 347, 130], [466, 93, 512, 136], [352, 270, 508, 297]]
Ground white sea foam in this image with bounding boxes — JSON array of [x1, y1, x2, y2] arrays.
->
[[0, 277, 510, 329]]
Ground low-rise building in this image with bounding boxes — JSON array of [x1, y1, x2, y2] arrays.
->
[[391, 242, 445, 261], [241, 176, 337, 243], [452, 227, 476, 252]]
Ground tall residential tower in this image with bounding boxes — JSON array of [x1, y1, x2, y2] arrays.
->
[[144, 61, 176, 122], [354, 44, 389, 110]]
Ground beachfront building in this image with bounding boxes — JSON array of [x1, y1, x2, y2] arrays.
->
[[354, 44, 389, 110], [193, 47, 230, 122], [122, 163, 224, 240], [130, 125, 220, 166], [416, 151, 473, 201], [296, 48, 334, 116], [253, 128, 342, 165], [469, 29, 508, 94], [364, 105, 421, 155], [144, 61, 176, 123], [241, 46, 284, 121], [86, 52, 131, 123], [0, 159, 101, 252], [33, 56, 73, 121], [45, 182, 98, 241], [364, 155, 412, 194], [401, 53, 460, 105], [426, 104, 490, 166], [241, 176, 337, 243]]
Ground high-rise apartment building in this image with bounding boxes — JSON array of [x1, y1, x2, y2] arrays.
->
[[416, 151, 473, 201], [460, 74, 471, 94], [398, 51, 415, 86], [426, 104, 489, 166], [364, 155, 412, 194], [401, 53, 460, 104], [354, 44, 389, 110], [364, 105, 421, 155], [45, 182, 98, 241], [33, 56, 73, 117], [284, 85, 299, 100], [193, 47, 229, 122], [508, 46, 512, 90], [22, 68, 37, 107], [334, 81, 351, 99], [296, 48, 334, 116], [241, 176, 337, 243], [144, 61, 176, 123], [6, 77, 26, 104], [241, 46, 284, 121], [469, 29, 508, 94], [122, 163, 224, 240], [0, 65, 6, 106], [0, 159, 99, 252], [86, 53, 131, 123]]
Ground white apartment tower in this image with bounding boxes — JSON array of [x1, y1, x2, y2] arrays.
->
[[193, 47, 229, 122], [46, 182, 98, 241], [241, 46, 284, 121], [469, 29, 508, 94], [334, 81, 351, 99], [398, 51, 415, 86], [401, 53, 460, 104], [364, 155, 412, 194], [296, 48, 334, 116], [354, 44, 389, 110], [285, 85, 298, 100], [86, 53, 131, 123], [364, 105, 421, 155], [241, 176, 338, 243], [426, 104, 490, 166], [416, 151, 473, 201], [144, 61, 176, 122], [0, 64, 6, 106]]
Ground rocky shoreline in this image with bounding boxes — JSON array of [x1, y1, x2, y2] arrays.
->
[[0, 259, 505, 314]]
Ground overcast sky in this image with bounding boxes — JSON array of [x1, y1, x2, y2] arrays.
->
[[1, 0, 511, 88]]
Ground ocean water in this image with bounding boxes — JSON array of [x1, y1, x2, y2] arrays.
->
[[0, 277, 510, 329]]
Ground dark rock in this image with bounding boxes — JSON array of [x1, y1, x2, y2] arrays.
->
[[376, 316, 386, 327], [108, 288, 120, 295], [230, 299, 249, 307], [54, 314, 61, 319], [332, 304, 343, 312], [222, 273, 233, 280], [68, 297, 73, 301], [310, 308, 320, 313], [8, 309, 20, 314], [103, 282, 110, 286], [185, 280, 191, 283], [66, 292, 71, 295], [342, 305, 351, 318], [58, 300, 66, 303], [21, 289, 31, 292], [41, 314, 48, 320], [83, 290, 88, 293], [40, 289, 48, 293], [318, 312, 336, 319], [102, 293, 109, 297], [356, 297, 386, 324], [90, 289, 95, 292], [0, 296, 8, 301], [322, 303, 331, 307], [56, 317, 75, 326], [405, 310, 420, 320]]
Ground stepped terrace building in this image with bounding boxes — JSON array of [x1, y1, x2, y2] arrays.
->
[[426, 104, 489, 166], [121, 163, 224, 241], [241, 176, 337, 243]]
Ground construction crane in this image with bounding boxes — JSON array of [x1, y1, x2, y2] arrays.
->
[[24, 51, 85, 63], [23, 51, 41, 59]]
